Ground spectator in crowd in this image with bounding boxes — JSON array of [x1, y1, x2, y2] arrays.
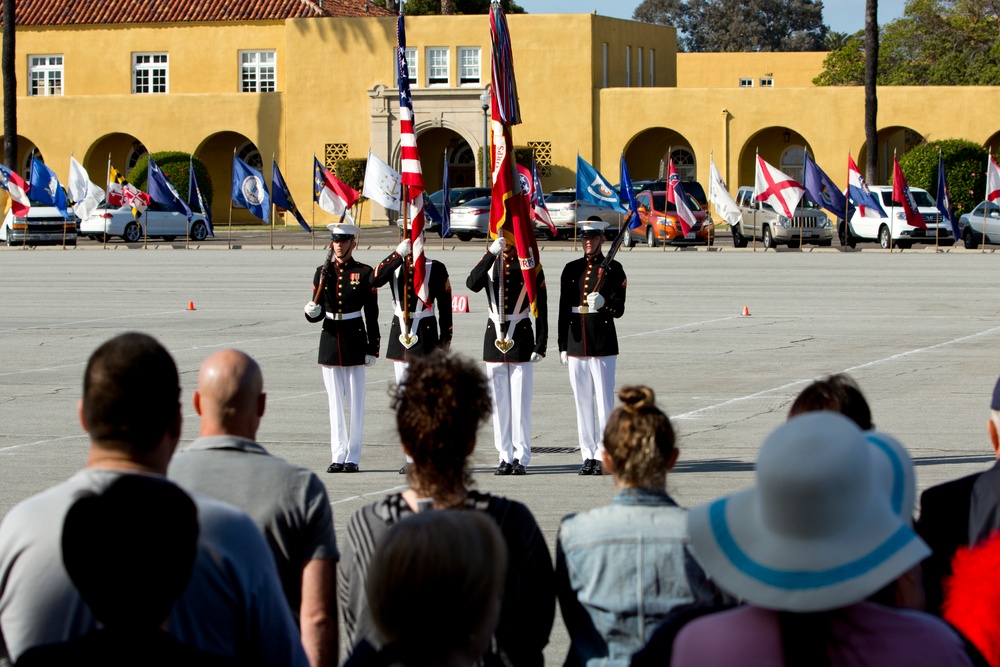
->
[[0, 332, 307, 666], [362, 511, 507, 667], [169, 349, 339, 667], [339, 349, 555, 667], [672, 412, 972, 667], [943, 531, 1000, 667], [556, 385, 720, 667], [787, 373, 873, 430], [918, 374, 1000, 615], [15, 475, 234, 666]]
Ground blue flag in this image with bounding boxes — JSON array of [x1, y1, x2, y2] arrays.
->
[[28, 158, 69, 220], [187, 158, 214, 237], [803, 153, 847, 220], [576, 155, 626, 214], [441, 157, 451, 237], [148, 157, 192, 221], [619, 155, 641, 230], [936, 154, 960, 241], [271, 160, 310, 234], [232, 156, 270, 224]]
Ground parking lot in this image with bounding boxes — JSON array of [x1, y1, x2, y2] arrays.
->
[[2, 240, 998, 662]]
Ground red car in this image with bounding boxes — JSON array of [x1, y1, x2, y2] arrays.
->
[[624, 189, 714, 247]]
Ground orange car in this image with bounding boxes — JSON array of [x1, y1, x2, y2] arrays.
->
[[624, 189, 714, 247]]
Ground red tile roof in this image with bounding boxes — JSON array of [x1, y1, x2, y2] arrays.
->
[[11, 0, 393, 26]]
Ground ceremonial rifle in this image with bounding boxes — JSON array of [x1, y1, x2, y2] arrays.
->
[[311, 211, 346, 304], [586, 208, 634, 304]]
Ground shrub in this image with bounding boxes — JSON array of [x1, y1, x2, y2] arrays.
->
[[898, 140, 988, 216], [128, 152, 214, 207]]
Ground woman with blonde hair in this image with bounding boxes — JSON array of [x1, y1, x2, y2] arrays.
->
[[555, 385, 719, 667]]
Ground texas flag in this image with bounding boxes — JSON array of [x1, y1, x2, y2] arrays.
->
[[754, 155, 804, 218], [667, 157, 698, 235], [313, 157, 358, 219], [987, 153, 1000, 203], [891, 155, 926, 229], [847, 154, 885, 218], [0, 164, 31, 217]]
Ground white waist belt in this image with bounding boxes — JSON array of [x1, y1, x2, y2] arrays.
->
[[571, 306, 598, 314], [325, 310, 362, 321], [394, 308, 436, 321], [489, 310, 530, 323]]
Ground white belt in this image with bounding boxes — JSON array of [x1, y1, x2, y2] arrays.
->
[[394, 308, 436, 321], [571, 306, 598, 314], [325, 310, 362, 321], [489, 309, 530, 324]]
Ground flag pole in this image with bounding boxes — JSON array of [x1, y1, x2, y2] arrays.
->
[[64, 151, 72, 249], [228, 148, 236, 250], [312, 153, 317, 251], [753, 148, 758, 252], [708, 149, 714, 250], [935, 147, 940, 254], [984, 149, 991, 254], [269, 153, 275, 251], [799, 149, 805, 250], [402, 184, 412, 342], [845, 153, 851, 249], [104, 153, 111, 250], [441, 148, 447, 251], [890, 149, 896, 253], [185, 158, 191, 250], [664, 147, 673, 253]]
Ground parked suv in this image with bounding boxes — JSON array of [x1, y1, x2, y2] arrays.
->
[[733, 186, 833, 249], [625, 189, 714, 247], [847, 185, 953, 249], [543, 188, 622, 239], [0, 201, 78, 246]]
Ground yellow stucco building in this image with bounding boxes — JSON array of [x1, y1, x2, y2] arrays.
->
[[3, 0, 998, 226]]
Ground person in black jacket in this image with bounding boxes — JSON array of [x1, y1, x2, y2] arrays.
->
[[467, 236, 548, 475], [558, 220, 627, 476], [373, 238, 454, 473], [304, 223, 380, 473]]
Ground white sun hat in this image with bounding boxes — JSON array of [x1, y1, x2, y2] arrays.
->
[[686, 411, 930, 612], [865, 431, 916, 524]]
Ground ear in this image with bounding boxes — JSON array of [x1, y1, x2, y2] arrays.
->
[[666, 447, 680, 471], [989, 418, 999, 455], [601, 449, 614, 474], [77, 398, 87, 433], [193, 391, 203, 416], [258, 392, 267, 418]]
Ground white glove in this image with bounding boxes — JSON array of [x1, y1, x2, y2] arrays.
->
[[364, 355, 377, 367], [489, 237, 506, 256], [586, 292, 605, 311], [304, 301, 322, 318], [396, 238, 412, 257], [530, 352, 543, 363], [560, 351, 568, 365]]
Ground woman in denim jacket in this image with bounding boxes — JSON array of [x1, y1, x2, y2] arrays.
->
[[555, 385, 719, 667]]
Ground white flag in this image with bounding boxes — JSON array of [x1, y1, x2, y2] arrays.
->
[[987, 153, 1000, 203], [68, 157, 105, 220], [362, 152, 402, 212], [753, 155, 804, 218], [709, 158, 742, 226]]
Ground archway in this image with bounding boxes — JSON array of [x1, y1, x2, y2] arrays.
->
[[984, 130, 1000, 157], [410, 127, 476, 193], [737, 127, 812, 189], [858, 126, 925, 186], [86, 133, 148, 183], [623, 128, 695, 181], [0, 136, 43, 179], [197, 131, 262, 223]]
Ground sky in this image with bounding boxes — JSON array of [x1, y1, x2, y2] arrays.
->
[[516, 0, 908, 34]]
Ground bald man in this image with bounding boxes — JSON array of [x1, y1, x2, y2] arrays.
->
[[169, 349, 339, 667]]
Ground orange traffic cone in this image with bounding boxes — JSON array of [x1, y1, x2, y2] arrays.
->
[[741, 305, 750, 317], [187, 301, 196, 311]]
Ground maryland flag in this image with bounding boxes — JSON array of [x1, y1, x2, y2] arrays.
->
[[107, 163, 150, 219], [488, 0, 542, 316]]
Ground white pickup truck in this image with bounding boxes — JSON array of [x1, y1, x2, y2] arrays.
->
[[733, 186, 833, 249]]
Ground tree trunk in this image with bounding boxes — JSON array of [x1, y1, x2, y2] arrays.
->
[[3, 0, 16, 170], [864, 0, 878, 183], [441, 0, 454, 13]]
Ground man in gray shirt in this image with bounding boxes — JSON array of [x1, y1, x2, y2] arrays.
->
[[170, 349, 339, 667], [0, 333, 307, 666]]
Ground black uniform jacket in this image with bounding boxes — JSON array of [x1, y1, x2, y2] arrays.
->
[[372, 252, 453, 361], [305, 257, 380, 366], [467, 251, 548, 364], [557, 253, 626, 357]]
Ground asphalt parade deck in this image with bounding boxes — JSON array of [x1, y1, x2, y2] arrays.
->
[[2, 242, 998, 662]]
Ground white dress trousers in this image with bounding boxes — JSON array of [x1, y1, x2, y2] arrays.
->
[[486, 361, 534, 466], [567, 355, 617, 461], [393, 361, 414, 464], [321, 364, 366, 464]]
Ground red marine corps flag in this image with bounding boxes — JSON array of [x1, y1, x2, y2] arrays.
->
[[397, 6, 429, 306], [489, 0, 542, 316]]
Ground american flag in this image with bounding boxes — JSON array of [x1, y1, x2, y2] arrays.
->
[[397, 8, 428, 306]]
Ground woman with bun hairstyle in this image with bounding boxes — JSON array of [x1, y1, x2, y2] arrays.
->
[[555, 385, 719, 667]]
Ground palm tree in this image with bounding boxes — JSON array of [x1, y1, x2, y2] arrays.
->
[[441, 0, 454, 12], [3, 0, 16, 169], [864, 0, 878, 183], [824, 31, 851, 51]]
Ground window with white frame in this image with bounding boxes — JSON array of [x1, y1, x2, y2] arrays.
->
[[28, 55, 63, 96], [397, 47, 417, 87], [637, 47, 643, 88], [760, 77, 774, 87], [427, 47, 449, 86], [780, 145, 805, 185], [649, 49, 655, 86], [625, 45, 631, 87], [739, 78, 754, 87], [240, 50, 276, 92], [602, 43, 608, 88], [133, 53, 168, 94], [458, 47, 481, 85]]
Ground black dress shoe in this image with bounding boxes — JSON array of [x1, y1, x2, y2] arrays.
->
[[579, 459, 595, 475], [399, 465, 407, 474], [592, 460, 603, 476], [326, 462, 344, 473], [495, 461, 513, 475], [343, 462, 359, 473], [512, 459, 526, 475]]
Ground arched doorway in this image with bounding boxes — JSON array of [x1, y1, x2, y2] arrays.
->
[[623, 128, 695, 181], [196, 132, 263, 223], [406, 127, 476, 193], [86, 133, 148, 184], [859, 126, 925, 186], [737, 127, 812, 188]]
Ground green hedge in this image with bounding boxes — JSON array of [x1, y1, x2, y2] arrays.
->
[[128, 151, 214, 207], [333, 158, 366, 195], [897, 140, 988, 216]]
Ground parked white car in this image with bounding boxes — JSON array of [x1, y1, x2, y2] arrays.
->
[[448, 195, 491, 241], [958, 201, 1000, 249], [0, 202, 77, 246], [847, 185, 953, 249], [80, 202, 210, 242]]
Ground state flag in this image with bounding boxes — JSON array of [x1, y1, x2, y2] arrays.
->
[[230, 156, 269, 224], [891, 155, 926, 229], [28, 158, 69, 220], [754, 155, 804, 218], [314, 157, 359, 219], [0, 164, 31, 217]]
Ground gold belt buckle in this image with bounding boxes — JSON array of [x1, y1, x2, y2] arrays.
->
[[578, 305, 590, 314]]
